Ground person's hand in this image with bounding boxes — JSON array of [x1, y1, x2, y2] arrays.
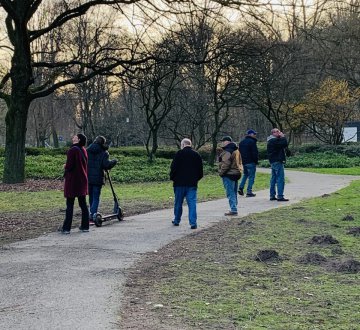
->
[[279, 131, 285, 138]]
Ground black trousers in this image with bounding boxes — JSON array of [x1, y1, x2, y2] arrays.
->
[[62, 196, 89, 231]]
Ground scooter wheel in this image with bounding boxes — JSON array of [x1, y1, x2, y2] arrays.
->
[[117, 208, 124, 221], [94, 214, 103, 227]]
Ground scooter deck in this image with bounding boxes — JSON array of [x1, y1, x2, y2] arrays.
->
[[101, 214, 118, 221], [94, 208, 124, 227]]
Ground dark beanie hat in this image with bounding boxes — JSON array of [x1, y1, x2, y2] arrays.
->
[[95, 135, 106, 145], [77, 133, 87, 147]]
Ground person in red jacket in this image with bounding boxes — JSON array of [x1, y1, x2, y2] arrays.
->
[[60, 133, 90, 234]]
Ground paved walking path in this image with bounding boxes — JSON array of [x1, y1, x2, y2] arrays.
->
[[0, 170, 358, 330]]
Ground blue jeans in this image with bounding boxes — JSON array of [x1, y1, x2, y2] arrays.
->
[[270, 162, 285, 199], [239, 163, 256, 193], [222, 177, 238, 213], [89, 184, 102, 218], [173, 186, 198, 227]]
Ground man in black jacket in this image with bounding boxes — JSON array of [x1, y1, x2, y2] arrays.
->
[[87, 136, 117, 224], [170, 138, 203, 229], [238, 129, 258, 197], [267, 128, 289, 202]]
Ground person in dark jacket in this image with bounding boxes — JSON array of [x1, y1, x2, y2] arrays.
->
[[87, 136, 117, 224], [238, 129, 259, 197], [267, 128, 289, 202], [218, 136, 242, 216], [61, 133, 90, 234], [170, 138, 203, 229]]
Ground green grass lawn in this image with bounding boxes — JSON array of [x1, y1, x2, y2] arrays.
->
[[2, 165, 359, 213], [0, 172, 270, 213], [124, 179, 360, 329], [292, 167, 360, 175]]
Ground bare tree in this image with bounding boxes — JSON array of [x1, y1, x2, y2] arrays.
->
[[0, 0, 264, 183], [132, 43, 181, 161], [0, 0, 150, 183], [27, 94, 62, 147]]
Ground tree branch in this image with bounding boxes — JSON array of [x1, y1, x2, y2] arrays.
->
[[29, 0, 141, 41], [0, 72, 11, 89], [0, 0, 18, 21], [29, 55, 152, 99]]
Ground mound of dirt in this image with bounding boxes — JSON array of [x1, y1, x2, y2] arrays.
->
[[295, 218, 309, 224], [331, 246, 344, 255], [347, 227, 360, 236], [342, 215, 355, 221], [298, 252, 327, 265], [309, 235, 339, 245], [331, 259, 360, 273], [254, 249, 280, 262]]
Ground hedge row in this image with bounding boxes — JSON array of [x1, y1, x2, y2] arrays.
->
[[0, 142, 359, 160], [0, 154, 217, 183], [0, 143, 360, 182], [292, 143, 360, 158]]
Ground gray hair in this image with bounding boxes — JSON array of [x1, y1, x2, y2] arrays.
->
[[181, 138, 192, 149]]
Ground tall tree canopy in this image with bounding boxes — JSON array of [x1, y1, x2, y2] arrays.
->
[[0, 0, 261, 183]]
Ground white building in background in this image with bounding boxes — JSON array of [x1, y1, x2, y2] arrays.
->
[[343, 122, 360, 142]]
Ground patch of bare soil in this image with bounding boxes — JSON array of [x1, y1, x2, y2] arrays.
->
[[0, 209, 65, 247], [295, 218, 309, 224], [330, 259, 360, 273], [331, 246, 345, 255], [0, 180, 63, 246], [254, 249, 280, 262], [309, 235, 339, 245], [298, 252, 327, 265], [0, 179, 63, 192], [342, 214, 355, 221], [347, 227, 360, 236]]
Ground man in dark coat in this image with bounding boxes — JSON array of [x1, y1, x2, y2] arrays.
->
[[61, 133, 90, 234], [87, 136, 117, 223], [238, 129, 259, 197], [170, 138, 203, 229], [267, 128, 289, 202]]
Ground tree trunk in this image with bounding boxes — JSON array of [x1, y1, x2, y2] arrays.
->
[[150, 130, 158, 160], [146, 129, 158, 162], [3, 13, 33, 183], [52, 124, 59, 148], [3, 100, 29, 183], [208, 136, 218, 166]]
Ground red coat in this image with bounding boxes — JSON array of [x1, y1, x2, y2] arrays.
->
[[64, 144, 89, 198]]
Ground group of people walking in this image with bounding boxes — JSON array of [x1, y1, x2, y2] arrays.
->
[[60, 134, 117, 234], [170, 128, 289, 229], [60, 127, 289, 233]]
